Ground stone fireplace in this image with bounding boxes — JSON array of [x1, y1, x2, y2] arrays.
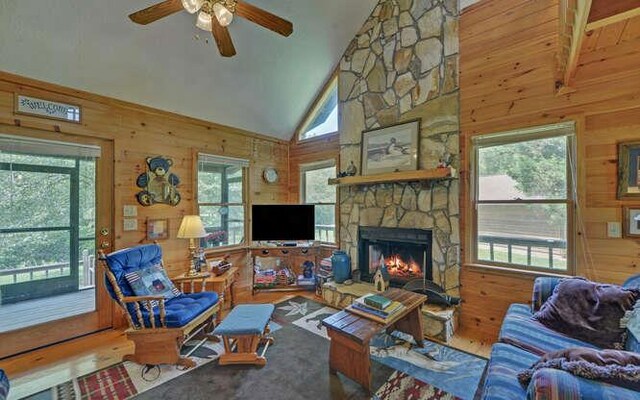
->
[[337, 0, 460, 296], [358, 226, 432, 286]]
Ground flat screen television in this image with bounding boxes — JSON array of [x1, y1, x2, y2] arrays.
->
[[252, 204, 315, 241]]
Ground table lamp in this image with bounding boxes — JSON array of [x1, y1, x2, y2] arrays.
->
[[177, 215, 208, 276]]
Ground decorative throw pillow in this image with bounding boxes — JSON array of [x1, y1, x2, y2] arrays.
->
[[518, 347, 640, 391], [533, 277, 640, 349], [125, 264, 181, 309]]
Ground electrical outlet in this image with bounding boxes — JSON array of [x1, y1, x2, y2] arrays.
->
[[123, 218, 138, 231], [607, 222, 621, 238]]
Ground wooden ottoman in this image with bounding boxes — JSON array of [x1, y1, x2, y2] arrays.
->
[[213, 304, 275, 366]]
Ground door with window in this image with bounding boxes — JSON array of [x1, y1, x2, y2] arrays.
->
[[0, 132, 113, 358]]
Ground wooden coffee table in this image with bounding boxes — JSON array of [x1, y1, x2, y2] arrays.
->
[[321, 288, 426, 392]]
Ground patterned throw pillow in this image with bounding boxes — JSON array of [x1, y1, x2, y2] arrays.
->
[[124, 264, 181, 309]]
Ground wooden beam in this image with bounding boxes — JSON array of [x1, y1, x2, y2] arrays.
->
[[586, 0, 640, 31], [557, 0, 592, 91]]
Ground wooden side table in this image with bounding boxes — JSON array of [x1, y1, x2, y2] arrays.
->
[[205, 266, 238, 311]]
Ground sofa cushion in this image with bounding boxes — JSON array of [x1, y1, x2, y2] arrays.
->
[[481, 343, 538, 400], [533, 278, 640, 349], [0, 369, 8, 400], [141, 291, 219, 328], [518, 347, 640, 392], [526, 368, 640, 400], [499, 304, 598, 356]]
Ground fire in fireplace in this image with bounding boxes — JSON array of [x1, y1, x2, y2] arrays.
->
[[358, 226, 432, 287]]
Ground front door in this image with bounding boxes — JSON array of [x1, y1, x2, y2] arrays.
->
[[0, 131, 114, 358]]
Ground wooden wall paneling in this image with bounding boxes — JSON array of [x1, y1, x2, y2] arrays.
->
[[460, 0, 640, 340], [0, 71, 291, 329]]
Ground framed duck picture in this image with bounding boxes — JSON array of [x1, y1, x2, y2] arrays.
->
[[361, 119, 420, 176]]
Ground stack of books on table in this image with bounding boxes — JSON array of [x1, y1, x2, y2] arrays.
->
[[346, 294, 405, 324]]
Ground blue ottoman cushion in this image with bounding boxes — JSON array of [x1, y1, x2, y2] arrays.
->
[[214, 304, 275, 336]]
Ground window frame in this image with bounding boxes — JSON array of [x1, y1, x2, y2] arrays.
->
[[295, 71, 339, 142], [300, 159, 337, 244], [195, 152, 249, 250], [470, 123, 577, 275]]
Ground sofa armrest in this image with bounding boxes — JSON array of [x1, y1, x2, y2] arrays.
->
[[531, 277, 563, 313]]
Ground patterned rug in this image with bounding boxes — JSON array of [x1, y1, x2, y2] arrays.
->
[[22, 297, 485, 400]]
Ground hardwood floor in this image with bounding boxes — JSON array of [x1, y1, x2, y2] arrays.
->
[[0, 290, 492, 399]]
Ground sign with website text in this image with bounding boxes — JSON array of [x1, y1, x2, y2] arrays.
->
[[15, 94, 81, 123]]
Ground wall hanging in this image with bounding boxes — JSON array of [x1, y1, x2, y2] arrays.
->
[[136, 156, 181, 206], [361, 119, 420, 176], [617, 140, 640, 199]]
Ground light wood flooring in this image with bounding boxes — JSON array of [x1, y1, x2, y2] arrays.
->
[[0, 290, 493, 399]]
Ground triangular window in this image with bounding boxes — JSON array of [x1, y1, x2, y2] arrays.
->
[[298, 77, 338, 141]]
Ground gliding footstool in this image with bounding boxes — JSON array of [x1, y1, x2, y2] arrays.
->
[[213, 304, 275, 366]]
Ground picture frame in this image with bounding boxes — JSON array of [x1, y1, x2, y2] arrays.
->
[[146, 218, 169, 240], [623, 207, 640, 238], [361, 119, 420, 176], [617, 141, 640, 199]]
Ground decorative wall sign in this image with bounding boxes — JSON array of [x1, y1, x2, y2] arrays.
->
[[361, 119, 420, 176], [623, 207, 640, 238], [136, 156, 181, 206], [617, 141, 640, 199], [147, 218, 169, 240], [14, 94, 81, 123]]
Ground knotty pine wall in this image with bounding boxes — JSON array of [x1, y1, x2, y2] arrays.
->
[[459, 0, 640, 340], [0, 71, 289, 295]]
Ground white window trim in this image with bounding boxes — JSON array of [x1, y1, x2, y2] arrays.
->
[[296, 74, 339, 142], [470, 122, 577, 274], [300, 159, 337, 243]]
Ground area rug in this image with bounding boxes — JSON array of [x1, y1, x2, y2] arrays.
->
[[22, 296, 486, 400]]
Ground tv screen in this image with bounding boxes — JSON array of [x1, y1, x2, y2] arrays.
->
[[252, 204, 315, 241]]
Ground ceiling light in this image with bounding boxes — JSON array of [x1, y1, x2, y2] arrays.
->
[[182, 0, 204, 14], [213, 3, 234, 27], [196, 11, 213, 31]]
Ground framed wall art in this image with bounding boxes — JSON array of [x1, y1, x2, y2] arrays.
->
[[617, 141, 640, 199], [147, 218, 169, 241], [361, 119, 420, 176], [623, 207, 640, 238]]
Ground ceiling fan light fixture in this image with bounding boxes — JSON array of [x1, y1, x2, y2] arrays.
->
[[196, 10, 213, 31], [182, 0, 204, 14], [213, 3, 234, 27]]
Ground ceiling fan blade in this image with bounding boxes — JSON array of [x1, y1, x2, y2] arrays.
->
[[129, 0, 183, 25], [235, 1, 293, 37], [211, 19, 237, 57]]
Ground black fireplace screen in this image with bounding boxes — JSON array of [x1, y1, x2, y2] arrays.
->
[[358, 226, 432, 286]]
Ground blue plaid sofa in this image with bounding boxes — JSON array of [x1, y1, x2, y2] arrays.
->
[[0, 369, 8, 400], [478, 275, 640, 400]]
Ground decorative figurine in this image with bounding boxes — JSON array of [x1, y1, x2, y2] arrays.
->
[[302, 261, 314, 279], [346, 161, 358, 176]]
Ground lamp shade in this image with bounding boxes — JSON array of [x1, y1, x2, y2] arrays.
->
[[177, 215, 208, 239]]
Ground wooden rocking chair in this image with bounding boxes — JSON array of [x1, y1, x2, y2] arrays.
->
[[99, 243, 220, 368]]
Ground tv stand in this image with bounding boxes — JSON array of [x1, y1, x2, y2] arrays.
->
[[251, 244, 321, 294]]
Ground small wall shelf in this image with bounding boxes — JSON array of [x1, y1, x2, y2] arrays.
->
[[328, 168, 452, 187]]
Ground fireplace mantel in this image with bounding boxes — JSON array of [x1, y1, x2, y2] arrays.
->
[[327, 167, 452, 187]]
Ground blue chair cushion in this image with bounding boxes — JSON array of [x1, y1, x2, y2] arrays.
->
[[214, 304, 275, 336], [481, 343, 537, 400], [104, 244, 163, 300], [527, 367, 640, 400], [0, 369, 8, 400], [142, 291, 219, 328], [499, 304, 598, 356]]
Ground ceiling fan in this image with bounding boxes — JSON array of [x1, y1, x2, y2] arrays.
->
[[129, 0, 293, 57]]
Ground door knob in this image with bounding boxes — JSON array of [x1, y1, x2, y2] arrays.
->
[[100, 242, 111, 249]]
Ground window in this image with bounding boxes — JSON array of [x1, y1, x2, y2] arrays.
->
[[298, 76, 338, 141], [301, 161, 337, 242], [197, 154, 248, 249], [472, 122, 575, 272]]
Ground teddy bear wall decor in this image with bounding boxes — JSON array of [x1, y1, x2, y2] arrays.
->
[[136, 156, 181, 206]]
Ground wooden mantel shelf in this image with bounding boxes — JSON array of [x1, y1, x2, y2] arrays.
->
[[328, 167, 452, 186]]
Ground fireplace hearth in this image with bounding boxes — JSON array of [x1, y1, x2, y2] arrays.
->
[[358, 226, 432, 287]]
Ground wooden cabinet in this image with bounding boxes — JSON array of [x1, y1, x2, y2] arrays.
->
[[251, 246, 320, 293]]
